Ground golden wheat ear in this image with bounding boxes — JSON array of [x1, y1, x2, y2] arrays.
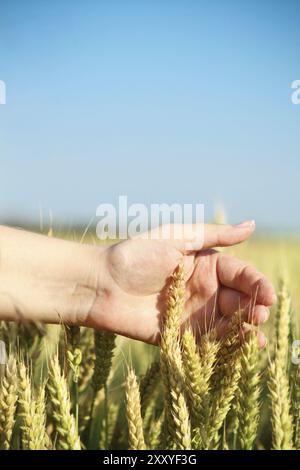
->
[[125, 368, 146, 450], [236, 331, 261, 450], [140, 360, 160, 418], [203, 315, 242, 450], [267, 277, 294, 450], [0, 355, 18, 450], [159, 264, 191, 451], [47, 354, 81, 450]]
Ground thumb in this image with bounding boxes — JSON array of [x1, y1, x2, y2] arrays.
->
[[171, 220, 255, 253], [202, 220, 256, 250]]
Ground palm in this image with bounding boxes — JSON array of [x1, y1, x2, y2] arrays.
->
[[105, 235, 274, 345]]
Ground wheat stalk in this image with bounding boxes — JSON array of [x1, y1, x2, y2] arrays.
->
[[47, 354, 81, 450], [125, 368, 146, 450], [0, 355, 18, 450]]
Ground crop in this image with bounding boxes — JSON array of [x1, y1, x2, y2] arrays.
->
[[0, 355, 18, 450], [125, 368, 146, 450]]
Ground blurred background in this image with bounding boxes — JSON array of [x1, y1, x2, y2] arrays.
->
[[0, 4, 300, 449], [0, 0, 299, 233]]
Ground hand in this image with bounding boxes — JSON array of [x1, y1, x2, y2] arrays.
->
[[88, 221, 276, 345]]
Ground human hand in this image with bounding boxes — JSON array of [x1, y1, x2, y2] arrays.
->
[[88, 221, 276, 345]]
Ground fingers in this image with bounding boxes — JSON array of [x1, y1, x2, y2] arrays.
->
[[218, 287, 270, 324], [257, 330, 267, 348], [217, 254, 277, 306], [241, 325, 267, 349], [215, 316, 267, 349]]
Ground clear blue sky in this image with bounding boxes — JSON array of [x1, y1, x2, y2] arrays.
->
[[0, 0, 299, 231]]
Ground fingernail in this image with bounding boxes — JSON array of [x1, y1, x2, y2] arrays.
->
[[260, 308, 269, 324], [258, 331, 267, 349], [271, 291, 277, 304], [235, 220, 255, 229], [261, 335, 267, 348]]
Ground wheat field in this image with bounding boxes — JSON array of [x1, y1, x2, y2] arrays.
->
[[0, 232, 300, 451]]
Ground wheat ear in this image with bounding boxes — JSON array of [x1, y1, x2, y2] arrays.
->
[[78, 327, 95, 392], [99, 402, 118, 450], [275, 277, 291, 369], [66, 325, 82, 384], [125, 368, 146, 450], [35, 384, 52, 449], [182, 329, 204, 424], [92, 331, 116, 393], [18, 362, 48, 449], [140, 360, 160, 417], [148, 415, 164, 450], [267, 278, 294, 450], [237, 331, 261, 449], [47, 354, 81, 450], [18, 361, 34, 449], [182, 329, 219, 449], [268, 358, 294, 449], [160, 265, 191, 450], [159, 266, 181, 449], [291, 363, 300, 449], [204, 319, 241, 449], [0, 355, 18, 450], [206, 356, 240, 449]]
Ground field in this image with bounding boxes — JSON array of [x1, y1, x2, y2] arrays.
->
[[0, 232, 300, 450]]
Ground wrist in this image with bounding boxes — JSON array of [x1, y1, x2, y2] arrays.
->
[[64, 242, 110, 327], [83, 244, 116, 331], [0, 225, 110, 327]]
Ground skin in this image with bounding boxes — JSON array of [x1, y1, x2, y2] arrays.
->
[[0, 222, 276, 346]]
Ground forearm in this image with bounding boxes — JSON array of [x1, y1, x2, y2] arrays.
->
[[0, 225, 108, 326]]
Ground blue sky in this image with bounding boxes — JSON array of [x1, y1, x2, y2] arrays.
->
[[0, 0, 299, 231]]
